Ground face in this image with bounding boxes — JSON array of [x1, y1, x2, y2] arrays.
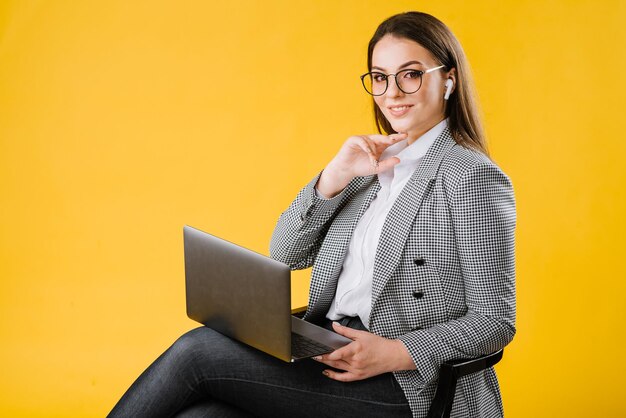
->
[[370, 34, 454, 141]]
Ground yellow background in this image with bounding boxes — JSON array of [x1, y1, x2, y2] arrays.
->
[[1, 0, 624, 416]]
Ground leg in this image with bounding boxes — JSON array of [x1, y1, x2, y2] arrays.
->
[[175, 399, 255, 418], [109, 326, 410, 418]]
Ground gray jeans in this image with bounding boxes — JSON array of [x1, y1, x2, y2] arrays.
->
[[108, 317, 411, 417]]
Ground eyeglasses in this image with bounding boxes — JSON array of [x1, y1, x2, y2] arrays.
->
[[360, 65, 445, 96]]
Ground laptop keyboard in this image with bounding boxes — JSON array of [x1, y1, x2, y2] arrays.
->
[[291, 333, 334, 359]]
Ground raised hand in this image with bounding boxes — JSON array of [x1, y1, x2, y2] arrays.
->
[[316, 133, 407, 198]]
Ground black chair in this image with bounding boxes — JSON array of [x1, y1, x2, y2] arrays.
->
[[291, 307, 504, 418], [427, 349, 503, 418]]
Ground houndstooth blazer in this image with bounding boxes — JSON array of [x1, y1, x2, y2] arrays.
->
[[270, 127, 516, 418]]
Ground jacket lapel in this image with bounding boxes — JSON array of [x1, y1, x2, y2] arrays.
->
[[371, 129, 457, 305], [307, 175, 381, 322], [326, 176, 381, 283]]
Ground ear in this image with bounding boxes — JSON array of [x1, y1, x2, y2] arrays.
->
[[445, 67, 457, 95]]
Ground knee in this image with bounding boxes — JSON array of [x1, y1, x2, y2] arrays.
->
[[174, 326, 218, 348], [166, 327, 220, 363], [167, 326, 253, 369]]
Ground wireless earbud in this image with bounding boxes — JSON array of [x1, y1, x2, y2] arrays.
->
[[444, 79, 454, 100]]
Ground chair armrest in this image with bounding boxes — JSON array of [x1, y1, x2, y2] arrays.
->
[[442, 349, 503, 379], [427, 349, 504, 418]]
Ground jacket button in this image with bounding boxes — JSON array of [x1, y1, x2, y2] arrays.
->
[[412, 290, 424, 299], [414, 257, 425, 266]]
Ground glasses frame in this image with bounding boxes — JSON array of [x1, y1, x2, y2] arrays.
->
[[360, 65, 445, 96]]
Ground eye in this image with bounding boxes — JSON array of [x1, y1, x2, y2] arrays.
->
[[402, 70, 423, 79], [372, 73, 387, 83]]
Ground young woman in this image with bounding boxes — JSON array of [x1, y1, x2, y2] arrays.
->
[[109, 11, 516, 418]]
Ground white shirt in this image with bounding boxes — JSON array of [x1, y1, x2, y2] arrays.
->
[[323, 119, 448, 328]]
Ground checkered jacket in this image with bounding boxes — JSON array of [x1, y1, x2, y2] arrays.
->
[[270, 128, 516, 418]]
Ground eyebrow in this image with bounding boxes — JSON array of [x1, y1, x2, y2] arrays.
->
[[371, 60, 425, 72]]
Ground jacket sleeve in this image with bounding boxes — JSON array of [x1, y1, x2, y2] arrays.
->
[[269, 172, 359, 270], [398, 161, 517, 386]]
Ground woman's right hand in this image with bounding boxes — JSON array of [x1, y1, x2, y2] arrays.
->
[[316, 133, 407, 198]]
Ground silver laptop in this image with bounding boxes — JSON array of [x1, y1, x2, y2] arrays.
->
[[183, 225, 351, 362]]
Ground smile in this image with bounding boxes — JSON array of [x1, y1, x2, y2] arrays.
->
[[387, 104, 413, 117]]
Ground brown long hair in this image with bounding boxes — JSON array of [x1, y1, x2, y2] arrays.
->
[[367, 12, 488, 155]]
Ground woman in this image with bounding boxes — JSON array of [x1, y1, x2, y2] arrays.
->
[[109, 11, 516, 418]]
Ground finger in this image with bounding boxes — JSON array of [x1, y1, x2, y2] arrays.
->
[[325, 344, 356, 361], [364, 134, 406, 163], [351, 136, 378, 167], [315, 357, 351, 370], [352, 135, 375, 156], [313, 344, 355, 362], [356, 135, 381, 168], [379, 134, 407, 150], [366, 132, 407, 145], [375, 156, 401, 173], [331, 321, 363, 340], [322, 369, 361, 382], [388, 132, 408, 141]]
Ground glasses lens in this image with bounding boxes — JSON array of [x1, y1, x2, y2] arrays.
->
[[362, 72, 387, 96], [396, 69, 423, 94]]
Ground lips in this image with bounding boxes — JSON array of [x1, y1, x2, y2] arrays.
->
[[387, 104, 413, 117]]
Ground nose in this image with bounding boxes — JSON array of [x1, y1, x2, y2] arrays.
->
[[385, 75, 403, 98]]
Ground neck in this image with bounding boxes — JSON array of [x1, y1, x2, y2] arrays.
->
[[406, 116, 445, 145]]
